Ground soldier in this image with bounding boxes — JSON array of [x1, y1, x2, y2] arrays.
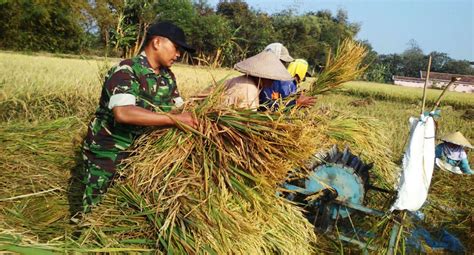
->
[[79, 21, 198, 214]]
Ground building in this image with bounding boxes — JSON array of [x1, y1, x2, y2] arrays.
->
[[392, 71, 474, 93]]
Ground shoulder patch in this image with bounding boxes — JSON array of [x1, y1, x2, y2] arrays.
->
[[115, 65, 134, 73]]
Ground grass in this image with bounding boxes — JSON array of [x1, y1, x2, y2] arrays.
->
[[0, 51, 473, 253]]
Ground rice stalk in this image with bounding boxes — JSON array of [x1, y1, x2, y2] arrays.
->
[[112, 107, 320, 253], [310, 39, 369, 95]]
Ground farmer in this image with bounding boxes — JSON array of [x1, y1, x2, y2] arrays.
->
[[260, 43, 315, 111], [435, 131, 473, 175], [80, 21, 198, 213], [288, 58, 312, 84], [221, 50, 291, 109]]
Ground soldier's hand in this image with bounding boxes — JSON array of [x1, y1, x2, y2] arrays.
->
[[296, 93, 316, 108], [175, 112, 199, 129]]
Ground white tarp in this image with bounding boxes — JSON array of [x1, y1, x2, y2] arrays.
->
[[391, 115, 436, 212]]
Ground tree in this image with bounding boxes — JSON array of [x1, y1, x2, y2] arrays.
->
[[191, 13, 235, 67], [401, 39, 425, 77], [442, 60, 474, 75], [193, 0, 214, 16], [86, 0, 124, 52], [428, 51, 451, 72], [217, 0, 276, 61], [0, 0, 89, 53]]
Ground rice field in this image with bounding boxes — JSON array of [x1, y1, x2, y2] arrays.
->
[[343, 81, 474, 110], [1, 51, 473, 253]]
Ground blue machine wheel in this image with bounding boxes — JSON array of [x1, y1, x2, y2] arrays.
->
[[307, 164, 365, 218], [283, 146, 373, 223]]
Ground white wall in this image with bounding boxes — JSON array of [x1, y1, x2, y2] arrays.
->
[[393, 80, 473, 93]]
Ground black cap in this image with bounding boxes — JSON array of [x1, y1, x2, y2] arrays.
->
[[146, 21, 195, 53]]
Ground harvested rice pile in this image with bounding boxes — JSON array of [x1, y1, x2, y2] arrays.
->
[[0, 93, 398, 253]]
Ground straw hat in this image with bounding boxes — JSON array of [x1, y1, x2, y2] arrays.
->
[[263, 43, 294, 62], [440, 131, 473, 149], [234, 51, 293, 81]]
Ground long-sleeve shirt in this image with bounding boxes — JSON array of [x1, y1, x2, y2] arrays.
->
[[435, 143, 472, 173], [259, 79, 297, 111]]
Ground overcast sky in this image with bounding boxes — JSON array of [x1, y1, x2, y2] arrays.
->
[[207, 0, 474, 61]]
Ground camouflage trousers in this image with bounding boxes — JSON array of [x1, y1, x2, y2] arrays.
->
[[81, 149, 129, 213]]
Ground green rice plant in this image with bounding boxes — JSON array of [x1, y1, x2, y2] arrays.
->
[[0, 117, 87, 247], [0, 117, 85, 197]]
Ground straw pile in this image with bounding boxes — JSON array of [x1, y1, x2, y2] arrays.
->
[[82, 105, 320, 253]]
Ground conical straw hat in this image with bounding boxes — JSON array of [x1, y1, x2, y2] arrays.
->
[[440, 131, 473, 149], [234, 51, 293, 81]]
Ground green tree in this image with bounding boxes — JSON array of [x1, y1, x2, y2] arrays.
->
[[191, 14, 235, 67], [271, 9, 358, 67], [86, 0, 125, 53], [363, 63, 390, 83], [442, 60, 474, 75], [400, 39, 425, 77], [217, 0, 275, 62], [0, 0, 89, 53], [428, 51, 451, 72]]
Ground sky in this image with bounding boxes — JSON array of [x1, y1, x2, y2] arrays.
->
[[207, 0, 474, 61]]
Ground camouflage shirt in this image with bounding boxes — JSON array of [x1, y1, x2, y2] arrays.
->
[[83, 52, 181, 162]]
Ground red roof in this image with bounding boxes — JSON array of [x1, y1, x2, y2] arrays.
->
[[420, 71, 474, 84]]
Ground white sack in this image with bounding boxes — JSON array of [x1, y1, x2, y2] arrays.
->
[[391, 115, 435, 211]]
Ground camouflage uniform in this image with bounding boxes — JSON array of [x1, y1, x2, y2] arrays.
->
[[81, 52, 182, 212]]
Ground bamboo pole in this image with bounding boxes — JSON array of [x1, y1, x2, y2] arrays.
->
[[431, 76, 461, 112], [421, 55, 432, 114]]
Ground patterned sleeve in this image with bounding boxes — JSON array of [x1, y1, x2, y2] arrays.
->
[[105, 61, 141, 110], [167, 69, 184, 107]]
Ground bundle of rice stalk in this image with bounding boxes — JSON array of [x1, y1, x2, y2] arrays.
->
[[309, 39, 369, 95], [108, 108, 319, 253], [79, 96, 400, 253], [423, 171, 473, 247]]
